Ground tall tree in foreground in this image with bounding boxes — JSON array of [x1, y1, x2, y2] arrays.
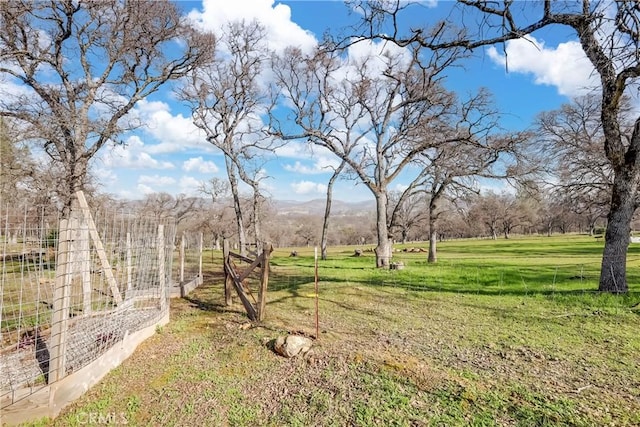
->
[[0, 0, 212, 215], [354, 0, 640, 291]]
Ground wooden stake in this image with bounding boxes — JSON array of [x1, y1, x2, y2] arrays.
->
[[179, 234, 185, 284], [126, 232, 132, 292], [257, 242, 272, 322], [198, 232, 203, 278], [314, 246, 319, 340], [49, 219, 72, 383], [75, 191, 122, 305], [157, 225, 166, 309], [223, 239, 233, 306]]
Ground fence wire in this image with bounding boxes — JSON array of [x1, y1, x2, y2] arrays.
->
[[1, 204, 175, 409]]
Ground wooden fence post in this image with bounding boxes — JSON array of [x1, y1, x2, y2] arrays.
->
[[179, 234, 185, 284], [73, 206, 92, 315], [257, 242, 272, 322], [126, 232, 132, 292], [223, 239, 233, 306], [198, 232, 203, 278], [49, 219, 72, 383], [157, 225, 166, 309], [178, 234, 185, 297]]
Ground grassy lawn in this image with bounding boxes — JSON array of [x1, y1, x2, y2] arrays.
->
[[26, 234, 640, 426]]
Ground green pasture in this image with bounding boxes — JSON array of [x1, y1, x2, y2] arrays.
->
[[22, 234, 640, 426], [271, 234, 640, 299]]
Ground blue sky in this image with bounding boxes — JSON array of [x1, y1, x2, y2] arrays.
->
[[88, 0, 600, 202]]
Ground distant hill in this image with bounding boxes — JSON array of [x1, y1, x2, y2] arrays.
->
[[272, 198, 375, 216]]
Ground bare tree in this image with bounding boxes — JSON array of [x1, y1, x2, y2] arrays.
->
[[139, 192, 201, 229], [537, 94, 616, 229], [197, 177, 232, 250], [0, 0, 213, 215], [391, 89, 531, 262], [469, 192, 502, 240], [0, 117, 35, 205], [180, 20, 274, 256], [352, 0, 640, 292], [388, 191, 428, 245], [271, 42, 477, 268], [321, 160, 346, 260]]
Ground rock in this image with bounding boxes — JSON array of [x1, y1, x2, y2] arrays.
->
[[390, 261, 405, 270], [273, 335, 313, 358]]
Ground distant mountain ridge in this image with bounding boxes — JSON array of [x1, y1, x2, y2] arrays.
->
[[272, 198, 375, 216]]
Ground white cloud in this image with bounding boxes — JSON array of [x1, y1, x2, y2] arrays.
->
[[137, 184, 156, 195], [92, 166, 117, 184], [188, 0, 317, 54], [284, 155, 342, 175], [274, 140, 312, 158], [138, 175, 177, 186], [130, 99, 209, 155], [392, 183, 409, 193], [291, 180, 327, 195], [487, 36, 598, 97], [103, 136, 176, 170], [183, 157, 219, 173], [179, 176, 202, 195]]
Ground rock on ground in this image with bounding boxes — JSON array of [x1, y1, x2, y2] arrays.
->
[[273, 335, 313, 358]]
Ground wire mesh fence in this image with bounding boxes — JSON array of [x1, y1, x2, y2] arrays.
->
[[0, 194, 175, 410]]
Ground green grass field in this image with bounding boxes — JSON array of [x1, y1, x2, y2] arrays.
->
[[26, 234, 640, 426]]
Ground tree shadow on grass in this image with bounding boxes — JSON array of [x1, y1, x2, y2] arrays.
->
[[180, 261, 640, 320], [267, 266, 640, 310]]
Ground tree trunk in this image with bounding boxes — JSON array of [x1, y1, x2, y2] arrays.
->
[[599, 173, 636, 293], [427, 197, 439, 263], [428, 229, 437, 263], [251, 184, 262, 243], [321, 162, 344, 260], [487, 222, 497, 240], [61, 156, 88, 218], [226, 160, 246, 256], [374, 192, 392, 268]]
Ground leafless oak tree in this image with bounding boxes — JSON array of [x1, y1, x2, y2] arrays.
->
[[139, 192, 202, 229], [390, 88, 532, 262], [537, 95, 617, 234], [271, 42, 478, 268], [197, 177, 232, 250], [180, 20, 274, 255], [0, 0, 213, 215], [320, 160, 346, 260], [387, 191, 428, 245], [351, 0, 640, 291]]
